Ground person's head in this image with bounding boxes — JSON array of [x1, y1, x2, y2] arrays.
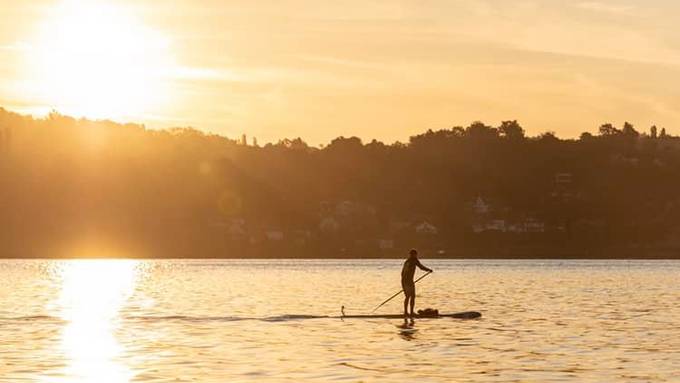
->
[[409, 248, 418, 258]]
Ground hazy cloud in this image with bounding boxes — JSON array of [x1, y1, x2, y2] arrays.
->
[[576, 1, 635, 14], [1, 0, 680, 143], [0, 42, 31, 51]]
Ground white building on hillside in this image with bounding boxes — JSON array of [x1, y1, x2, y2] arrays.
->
[[415, 221, 438, 235], [473, 196, 490, 215]]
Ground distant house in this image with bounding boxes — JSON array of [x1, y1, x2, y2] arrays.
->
[[552, 173, 575, 200], [334, 200, 376, 217], [473, 196, 490, 215], [472, 219, 506, 233], [389, 220, 411, 232], [228, 219, 247, 236], [554, 173, 572, 185], [292, 229, 312, 245], [265, 230, 284, 241], [525, 218, 545, 233], [472, 218, 545, 234], [378, 239, 395, 250], [506, 222, 526, 233], [415, 221, 438, 235], [319, 201, 333, 215], [472, 223, 484, 233], [319, 217, 340, 233], [335, 201, 354, 216], [293, 229, 312, 238], [486, 219, 506, 232]]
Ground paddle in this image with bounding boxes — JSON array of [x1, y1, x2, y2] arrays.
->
[[370, 271, 432, 313]]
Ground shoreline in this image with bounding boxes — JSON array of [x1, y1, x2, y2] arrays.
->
[[3, 243, 679, 260], [3, 255, 680, 260]]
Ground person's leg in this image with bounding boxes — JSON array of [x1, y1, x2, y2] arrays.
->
[[403, 293, 409, 316], [409, 292, 416, 316]]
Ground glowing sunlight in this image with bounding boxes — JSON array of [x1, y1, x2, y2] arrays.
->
[[26, 0, 171, 120], [1, 1, 679, 382], [52, 260, 140, 383]]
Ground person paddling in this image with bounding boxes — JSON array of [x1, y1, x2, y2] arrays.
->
[[402, 249, 432, 318]]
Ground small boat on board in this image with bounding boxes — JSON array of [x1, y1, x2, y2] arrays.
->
[[339, 307, 481, 320], [339, 311, 481, 320]]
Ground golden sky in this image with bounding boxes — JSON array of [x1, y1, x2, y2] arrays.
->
[[1, 0, 679, 143]]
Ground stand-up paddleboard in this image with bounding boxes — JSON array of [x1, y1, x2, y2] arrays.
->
[[339, 311, 481, 319]]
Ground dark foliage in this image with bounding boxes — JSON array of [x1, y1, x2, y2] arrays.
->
[[1, 108, 679, 258]]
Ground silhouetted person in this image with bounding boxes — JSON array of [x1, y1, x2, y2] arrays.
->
[[402, 249, 432, 317]]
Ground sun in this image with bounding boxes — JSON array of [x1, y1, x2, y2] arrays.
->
[[27, 0, 172, 120]]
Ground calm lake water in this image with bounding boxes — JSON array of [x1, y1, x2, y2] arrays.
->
[[1, 259, 679, 382]]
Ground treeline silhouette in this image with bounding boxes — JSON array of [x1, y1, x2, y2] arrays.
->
[[1, 108, 679, 258]]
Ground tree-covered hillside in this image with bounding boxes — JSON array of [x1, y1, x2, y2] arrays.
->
[[1, 108, 679, 258]]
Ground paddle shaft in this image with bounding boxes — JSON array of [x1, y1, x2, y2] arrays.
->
[[371, 271, 432, 313]]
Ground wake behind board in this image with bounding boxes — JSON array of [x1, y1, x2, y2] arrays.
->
[[340, 311, 481, 320]]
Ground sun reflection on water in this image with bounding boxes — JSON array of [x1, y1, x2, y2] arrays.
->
[[51, 260, 139, 383]]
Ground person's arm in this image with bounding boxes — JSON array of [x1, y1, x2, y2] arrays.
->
[[416, 259, 433, 273]]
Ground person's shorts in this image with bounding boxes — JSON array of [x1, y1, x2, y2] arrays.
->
[[402, 282, 415, 297]]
